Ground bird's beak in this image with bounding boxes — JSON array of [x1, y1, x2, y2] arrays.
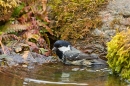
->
[[52, 47, 56, 51]]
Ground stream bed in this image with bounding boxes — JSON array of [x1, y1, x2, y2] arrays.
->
[[0, 62, 128, 86]]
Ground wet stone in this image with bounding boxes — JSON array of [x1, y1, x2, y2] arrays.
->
[[72, 68, 80, 71], [90, 53, 99, 59]]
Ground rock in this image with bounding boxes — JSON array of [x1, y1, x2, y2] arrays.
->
[[90, 53, 99, 59], [98, 0, 130, 44], [94, 44, 105, 51], [104, 30, 116, 36], [107, 0, 130, 16], [120, 17, 130, 25], [64, 59, 92, 66], [99, 11, 114, 23], [92, 28, 104, 36], [72, 68, 80, 71]]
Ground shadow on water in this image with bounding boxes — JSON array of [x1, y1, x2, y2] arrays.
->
[[0, 62, 128, 86]]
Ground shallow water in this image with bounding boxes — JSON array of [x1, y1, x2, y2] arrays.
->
[[0, 62, 128, 86]]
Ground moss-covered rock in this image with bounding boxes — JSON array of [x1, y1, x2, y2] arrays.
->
[[107, 29, 130, 80], [48, 0, 108, 41]]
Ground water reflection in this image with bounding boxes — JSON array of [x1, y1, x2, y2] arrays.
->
[[0, 72, 23, 86], [61, 72, 70, 82], [0, 63, 128, 86], [105, 75, 127, 86]]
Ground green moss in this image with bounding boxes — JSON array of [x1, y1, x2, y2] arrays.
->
[[0, 0, 18, 21], [48, 0, 108, 40], [107, 29, 130, 80]]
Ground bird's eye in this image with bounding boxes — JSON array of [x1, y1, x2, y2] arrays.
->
[[59, 45, 62, 47]]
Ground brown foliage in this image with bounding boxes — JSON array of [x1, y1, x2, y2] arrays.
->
[[0, 0, 53, 56]]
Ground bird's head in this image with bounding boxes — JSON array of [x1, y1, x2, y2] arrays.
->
[[52, 40, 71, 59]]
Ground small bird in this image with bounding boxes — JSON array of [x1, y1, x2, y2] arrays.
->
[[52, 40, 106, 65]]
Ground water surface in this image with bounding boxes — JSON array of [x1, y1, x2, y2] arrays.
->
[[0, 63, 128, 86]]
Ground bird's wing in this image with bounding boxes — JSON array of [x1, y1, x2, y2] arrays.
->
[[71, 47, 81, 53], [64, 50, 97, 61]]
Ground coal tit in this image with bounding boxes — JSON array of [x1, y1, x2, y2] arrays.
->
[[52, 40, 103, 65]]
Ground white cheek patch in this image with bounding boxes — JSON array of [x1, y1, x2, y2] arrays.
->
[[58, 46, 71, 53]]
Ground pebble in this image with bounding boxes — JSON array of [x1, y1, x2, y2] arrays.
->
[[72, 68, 80, 71]]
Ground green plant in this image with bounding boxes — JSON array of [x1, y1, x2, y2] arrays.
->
[[107, 29, 130, 80]]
